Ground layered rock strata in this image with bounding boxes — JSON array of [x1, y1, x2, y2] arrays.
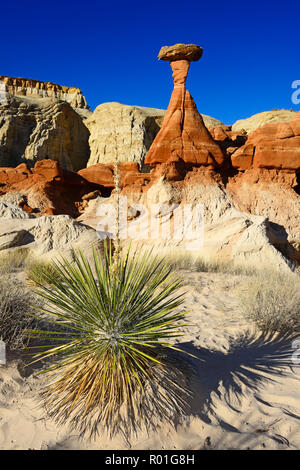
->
[[0, 75, 89, 109], [145, 44, 224, 172], [0, 95, 90, 170]]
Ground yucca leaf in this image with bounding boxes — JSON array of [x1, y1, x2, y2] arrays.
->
[[28, 244, 191, 436]]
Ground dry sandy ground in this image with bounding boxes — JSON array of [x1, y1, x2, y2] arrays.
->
[[0, 271, 299, 450]]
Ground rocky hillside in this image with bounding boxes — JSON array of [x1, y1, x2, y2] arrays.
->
[[0, 95, 90, 171], [0, 75, 89, 109], [0, 55, 299, 269]]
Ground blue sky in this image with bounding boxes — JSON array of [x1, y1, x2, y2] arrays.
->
[[2, 0, 300, 124]]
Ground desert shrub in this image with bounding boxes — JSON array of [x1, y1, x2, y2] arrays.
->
[[236, 271, 300, 333], [0, 249, 29, 274], [26, 261, 62, 286], [0, 276, 36, 349], [27, 246, 191, 437]]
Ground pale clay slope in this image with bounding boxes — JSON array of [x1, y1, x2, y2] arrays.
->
[[78, 178, 295, 272], [232, 109, 296, 134], [0, 272, 299, 450]]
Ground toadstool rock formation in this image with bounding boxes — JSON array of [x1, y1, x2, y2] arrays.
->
[[145, 43, 224, 173]]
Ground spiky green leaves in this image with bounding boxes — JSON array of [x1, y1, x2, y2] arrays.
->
[[28, 245, 191, 436]]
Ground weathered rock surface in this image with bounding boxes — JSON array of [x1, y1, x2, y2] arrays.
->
[[0, 62, 299, 271], [0, 159, 107, 217], [231, 113, 300, 171], [0, 229, 29, 251], [79, 162, 151, 189], [209, 126, 247, 158], [202, 115, 226, 129], [79, 175, 297, 272], [145, 55, 224, 169], [85, 101, 225, 170], [0, 201, 34, 219], [0, 76, 89, 110], [0, 211, 102, 261], [227, 169, 300, 261], [0, 95, 90, 171], [86, 102, 165, 168], [232, 109, 297, 134], [158, 43, 203, 62]]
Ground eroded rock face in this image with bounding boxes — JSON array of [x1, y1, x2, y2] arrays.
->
[[78, 175, 297, 272], [158, 43, 203, 62], [78, 162, 151, 189], [0, 61, 299, 270], [0, 212, 103, 262], [145, 47, 224, 171], [0, 76, 89, 110], [209, 126, 247, 159], [86, 102, 165, 168], [227, 169, 300, 261], [232, 109, 297, 134], [0, 95, 90, 170], [86, 101, 226, 170], [0, 201, 34, 219], [231, 113, 300, 171], [0, 159, 107, 217]]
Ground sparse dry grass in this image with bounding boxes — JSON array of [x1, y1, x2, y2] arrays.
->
[[236, 271, 300, 333], [161, 248, 300, 333], [162, 249, 259, 276], [0, 250, 62, 287], [26, 261, 61, 286], [0, 276, 36, 350], [0, 249, 30, 274]]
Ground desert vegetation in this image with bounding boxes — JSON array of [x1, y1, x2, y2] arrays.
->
[[27, 246, 191, 436], [160, 249, 300, 333], [236, 271, 300, 333], [160, 249, 260, 276], [0, 249, 29, 274], [26, 261, 62, 286], [0, 276, 36, 350]]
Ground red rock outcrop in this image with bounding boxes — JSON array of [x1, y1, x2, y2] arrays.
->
[[209, 126, 247, 159], [145, 44, 225, 173], [0, 159, 108, 217], [0, 159, 153, 216], [78, 162, 151, 189], [231, 113, 300, 171], [78, 164, 115, 188]]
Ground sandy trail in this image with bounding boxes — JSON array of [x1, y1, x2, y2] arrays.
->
[[0, 271, 299, 450]]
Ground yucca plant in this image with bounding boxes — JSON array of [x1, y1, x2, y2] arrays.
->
[[27, 245, 191, 437]]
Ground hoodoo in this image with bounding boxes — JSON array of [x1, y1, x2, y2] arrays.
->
[[145, 43, 224, 170]]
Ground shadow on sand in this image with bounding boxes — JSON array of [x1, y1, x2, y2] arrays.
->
[[177, 330, 300, 431], [11, 329, 300, 445]]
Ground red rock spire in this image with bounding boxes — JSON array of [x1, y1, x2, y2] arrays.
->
[[145, 43, 224, 170]]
